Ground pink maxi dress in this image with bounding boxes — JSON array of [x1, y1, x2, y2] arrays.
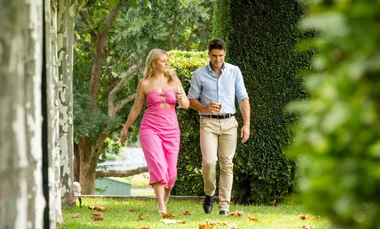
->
[[139, 89, 180, 189]]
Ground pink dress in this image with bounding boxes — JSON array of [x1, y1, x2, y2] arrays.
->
[[139, 90, 180, 189]]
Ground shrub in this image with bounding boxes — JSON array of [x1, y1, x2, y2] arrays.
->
[[287, 1, 380, 228]]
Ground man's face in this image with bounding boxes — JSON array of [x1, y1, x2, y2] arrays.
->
[[208, 49, 226, 70]]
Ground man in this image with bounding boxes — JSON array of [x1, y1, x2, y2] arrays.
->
[[188, 38, 250, 215]]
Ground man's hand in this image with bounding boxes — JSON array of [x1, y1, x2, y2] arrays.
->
[[121, 128, 128, 143], [204, 101, 222, 114], [240, 125, 250, 143]]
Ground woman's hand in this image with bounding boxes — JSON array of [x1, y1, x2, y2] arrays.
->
[[121, 128, 128, 143]]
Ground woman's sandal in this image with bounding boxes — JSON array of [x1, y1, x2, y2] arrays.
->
[[158, 207, 167, 215]]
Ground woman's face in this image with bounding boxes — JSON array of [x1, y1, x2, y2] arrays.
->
[[154, 54, 169, 74]]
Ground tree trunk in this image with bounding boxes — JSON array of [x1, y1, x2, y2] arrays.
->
[[57, 0, 75, 207], [46, 0, 64, 226], [78, 137, 99, 194], [0, 1, 45, 228]]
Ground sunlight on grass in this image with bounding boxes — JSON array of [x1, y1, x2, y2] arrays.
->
[[62, 198, 330, 229]]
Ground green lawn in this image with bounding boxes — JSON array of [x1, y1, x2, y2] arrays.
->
[[61, 198, 330, 229]]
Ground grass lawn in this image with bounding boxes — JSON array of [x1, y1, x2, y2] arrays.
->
[[62, 197, 330, 229]]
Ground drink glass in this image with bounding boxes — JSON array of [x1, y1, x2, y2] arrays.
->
[[176, 85, 184, 109]]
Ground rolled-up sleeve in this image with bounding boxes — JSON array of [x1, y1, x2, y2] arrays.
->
[[188, 72, 201, 99], [235, 68, 249, 103]]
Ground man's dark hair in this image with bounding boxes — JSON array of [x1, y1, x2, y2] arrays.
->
[[208, 38, 226, 52]]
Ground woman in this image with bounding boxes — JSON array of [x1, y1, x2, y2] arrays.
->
[[120, 49, 189, 215]]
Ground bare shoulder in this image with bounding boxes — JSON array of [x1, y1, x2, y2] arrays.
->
[[138, 78, 150, 94]]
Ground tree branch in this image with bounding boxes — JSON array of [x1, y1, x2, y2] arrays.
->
[[96, 134, 108, 157], [108, 64, 141, 116], [95, 167, 148, 178], [184, 23, 195, 51], [114, 94, 136, 114], [89, 3, 122, 112]]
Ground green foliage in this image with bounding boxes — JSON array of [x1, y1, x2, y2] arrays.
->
[[212, 0, 230, 43], [168, 50, 208, 196], [223, 1, 311, 205], [113, 0, 213, 54], [287, 1, 380, 228]]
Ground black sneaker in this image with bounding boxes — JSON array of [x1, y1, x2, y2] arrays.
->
[[202, 195, 213, 214], [219, 210, 229, 216]]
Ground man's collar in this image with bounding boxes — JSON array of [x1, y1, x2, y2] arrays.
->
[[207, 62, 226, 73]]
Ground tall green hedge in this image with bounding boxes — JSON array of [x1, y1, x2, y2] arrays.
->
[[224, 1, 311, 204], [288, 1, 380, 228], [212, 0, 231, 43]]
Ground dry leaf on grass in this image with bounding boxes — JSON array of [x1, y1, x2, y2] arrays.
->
[[199, 220, 238, 229], [127, 209, 137, 213], [88, 205, 106, 211], [248, 216, 258, 222], [138, 227, 149, 229], [91, 212, 103, 221], [229, 211, 244, 217], [138, 214, 148, 220], [182, 210, 191, 215], [160, 219, 187, 224], [300, 215, 317, 220], [69, 213, 80, 218], [161, 212, 176, 219], [269, 199, 278, 207], [302, 226, 313, 229], [199, 220, 215, 229]]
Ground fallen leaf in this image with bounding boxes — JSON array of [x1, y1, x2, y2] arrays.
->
[[229, 211, 244, 217], [127, 209, 137, 213], [199, 220, 215, 229], [182, 210, 191, 215], [269, 199, 278, 207], [300, 215, 317, 220], [88, 205, 106, 211], [138, 227, 149, 229], [302, 226, 313, 229], [138, 214, 148, 220], [161, 219, 187, 224], [69, 212, 80, 218], [91, 212, 103, 221], [248, 216, 258, 222], [161, 212, 176, 219]]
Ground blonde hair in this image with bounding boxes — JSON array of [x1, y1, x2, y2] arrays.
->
[[143, 49, 169, 79]]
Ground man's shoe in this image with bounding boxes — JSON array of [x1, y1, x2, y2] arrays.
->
[[219, 210, 229, 216], [202, 195, 213, 214]]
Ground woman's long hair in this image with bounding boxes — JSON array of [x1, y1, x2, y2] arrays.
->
[[143, 49, 169, 79]]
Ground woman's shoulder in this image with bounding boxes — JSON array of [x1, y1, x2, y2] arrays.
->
[[137, 78, 151, 94]]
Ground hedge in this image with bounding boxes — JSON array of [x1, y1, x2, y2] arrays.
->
[[224, 0, 311, 204]]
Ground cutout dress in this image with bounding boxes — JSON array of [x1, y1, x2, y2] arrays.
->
[[139, 90, 180, 189]]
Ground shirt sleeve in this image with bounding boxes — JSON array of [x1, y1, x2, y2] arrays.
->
[[187, 71, 201, 99], [235, 67, 249, 103]]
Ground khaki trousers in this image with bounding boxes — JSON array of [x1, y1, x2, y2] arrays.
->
[[200, 116, 238, 211]]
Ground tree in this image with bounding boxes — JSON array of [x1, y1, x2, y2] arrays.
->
[[56, 0, 88, 208], [0, 0, 45, 228], [73, 0, 212, 194]]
